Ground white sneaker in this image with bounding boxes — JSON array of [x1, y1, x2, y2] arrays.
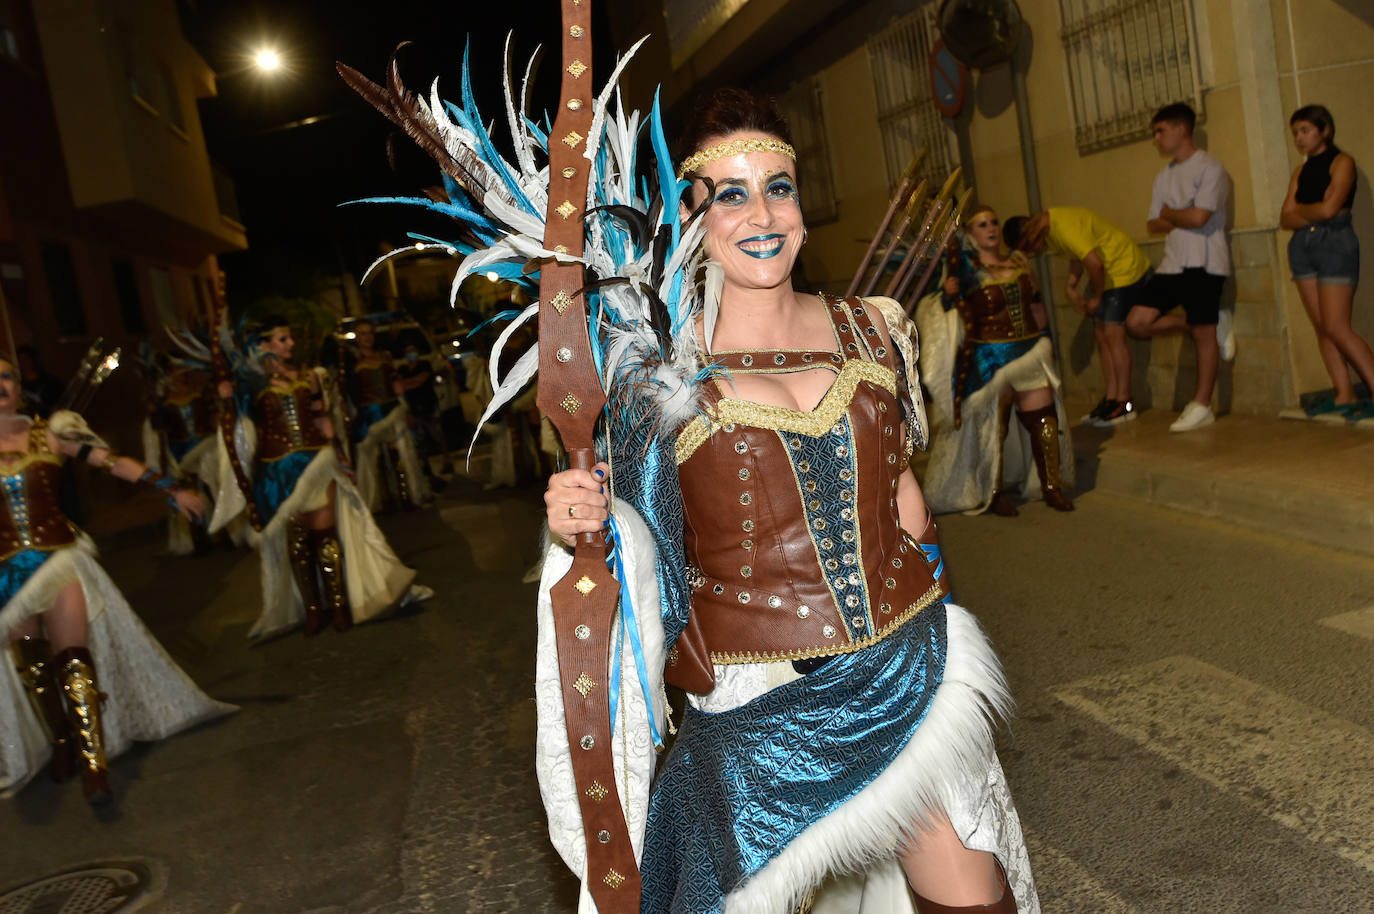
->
[[1217, 309, 1236, 361], [1169, 401, 1215, 432]]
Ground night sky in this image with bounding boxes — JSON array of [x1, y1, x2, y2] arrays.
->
[[185, 0, 616, 306]]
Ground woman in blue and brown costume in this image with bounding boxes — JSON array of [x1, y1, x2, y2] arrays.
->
[[0, 355, 234, 805], [545, 89, 1038, 914], [215, 316, 429, 640], [345, 319, 427, 511]]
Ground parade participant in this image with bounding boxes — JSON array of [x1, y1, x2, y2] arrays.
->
[[346, 320, 428, 510], [343, 38, 1036, 909], [0, 355, 235, 805], [144, 360, 221, 554], [1125, 103, 1234, 433], [919, 205, 1073, 516], [1280, 104, 1374, 421], [396, 343, 455, 484], [214, 315, 429, 640], [1003, 207, 1152, 426]]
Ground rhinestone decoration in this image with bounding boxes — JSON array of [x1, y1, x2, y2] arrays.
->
[[738, 592, 751, 604], [846, 595, 859, 608], [586, 779, 609, 802], [740, 493, 752, 506], [774, 353, 786, 365], [879, 402, 888, 412], [562, 130, 584, 148], [573, 575, 597, 594], [741, 539, 754, 549], [580, 735, 595, 750], [852, 615, 867, 628], [806, 480, 817, 493], [825, 558, 839, 571], [604, 869, 625, 890], [735, 441, 749, 454], [575, 624, 591, 640], [560, 393, 582, 414], [556, 200, 577, 219], [885, 577, 897, 589], [742, 519, 755, 532], [888, 454, 898, 464], [740, 565, 753, 578], [566, 98, 583, 110], [835, 445, 849, 458], [561, 166, 577, 178], [820, 537, 834, 550], [876, 347, 887, 357], [723, 423, 736, 432], [823, 625, 837, 638], [556, 347, 573, 363], [847, 571, 861, 585], [741, 354, 754, 367], [567, 59, 587, 78], [843, 552, 857, 565], [572, 673, 596, 697], [842, 530, 856, 543], [768, 595, 783, 608], [570, 24, 585, 37], [712, 584, 724, 595], [881, 602, 893, 614], [797, 605, 811, 618], [552, 290, 574, 314], [893, 557, 903, 568], [738, 468, 751, 480], [798, 460, 811, 472], [554, 244, 569, 254], [598, 829, 611, 844]]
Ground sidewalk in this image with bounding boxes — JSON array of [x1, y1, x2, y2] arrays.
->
[[1071, 403, 1374, 557]]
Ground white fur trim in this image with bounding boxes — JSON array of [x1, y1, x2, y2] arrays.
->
[[723, 603, 1038, 914], [354, 403, 429, 509]]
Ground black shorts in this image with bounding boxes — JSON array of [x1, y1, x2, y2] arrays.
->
[[1140, 268, 1226, 326]]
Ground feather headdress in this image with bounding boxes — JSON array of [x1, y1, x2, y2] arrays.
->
[[340, 36, 715, 452]]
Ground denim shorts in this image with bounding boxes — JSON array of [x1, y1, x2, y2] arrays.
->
[[1289, 212, 1360, 286], [1098, 268, 1153, 325]]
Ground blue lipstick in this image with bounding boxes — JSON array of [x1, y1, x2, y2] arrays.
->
[[737, 234, 786, 259]]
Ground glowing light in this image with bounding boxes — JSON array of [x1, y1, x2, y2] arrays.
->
[[485, 271, 500, 282], [254, 49, 282, 72]]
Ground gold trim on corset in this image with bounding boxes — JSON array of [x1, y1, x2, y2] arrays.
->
[[706, 580, 944, 665], [675, 360, 897, 465]]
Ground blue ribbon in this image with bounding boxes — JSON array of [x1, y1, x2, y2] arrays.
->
[[605, 512, 665, 750]]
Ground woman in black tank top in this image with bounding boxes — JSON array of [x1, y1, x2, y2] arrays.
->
[[1280, 104, 1373, 420]]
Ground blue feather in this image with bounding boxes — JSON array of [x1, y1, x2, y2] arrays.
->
[[458, 42, 539, 218]]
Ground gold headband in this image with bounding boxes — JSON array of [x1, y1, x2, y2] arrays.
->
[[676, 138, 797, 180]]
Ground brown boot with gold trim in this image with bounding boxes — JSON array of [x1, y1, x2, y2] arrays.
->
[[9, 637, 78, 782], [1017, 405, 1074, 512], [287, 520, 326, 636], [54, 646, 113, 805], [988, 400, 1018, 516], [313, 527, 353, 632]]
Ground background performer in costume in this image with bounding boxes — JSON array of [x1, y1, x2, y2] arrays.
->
[[918, 205, 1074, 517], [545, 89, 1037, 914], [213, 315, 429, 640], [0, 356, 235, 805], [345, 319, 428, 510]]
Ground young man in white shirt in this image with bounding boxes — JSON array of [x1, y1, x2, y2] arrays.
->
[[1125, 103, 1236, 432]]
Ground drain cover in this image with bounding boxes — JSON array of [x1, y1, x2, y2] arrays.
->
[[0, 861, 155, 914]]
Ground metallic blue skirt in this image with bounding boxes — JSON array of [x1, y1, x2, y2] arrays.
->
[[354, 401, 398, 441], [253, 449, 321, 525], [641, 603, 948, 913], [0, 549, 57, 606], [959, 336, 1045, 401]]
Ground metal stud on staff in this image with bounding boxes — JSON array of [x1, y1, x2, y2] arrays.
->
[[845, 149, 926, 297]]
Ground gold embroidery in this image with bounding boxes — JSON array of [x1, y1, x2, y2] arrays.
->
[[603, 869, 625, 889], [674, 360, 897, 465], [573, 575, 596, 594], [572, 672, 596, 697], [586, 779, 609, 802], [566, 59, 587, 79]]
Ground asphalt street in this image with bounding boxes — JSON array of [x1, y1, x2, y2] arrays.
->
[[2, 475, 1373, 913]]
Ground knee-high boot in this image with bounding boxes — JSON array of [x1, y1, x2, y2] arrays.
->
[[312, 526, 352, 632], [53, 646, 112, 805], [912, 864, 1017, 913], [989, 399, 1018, 517], [1017, 404, 1074, 511], [288, 520, 326, 636], [393, 448, 414, 510], [8, 637, 78, 782]]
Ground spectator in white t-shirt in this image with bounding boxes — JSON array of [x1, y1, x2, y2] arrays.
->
[[1125, 103, 1236, 433]]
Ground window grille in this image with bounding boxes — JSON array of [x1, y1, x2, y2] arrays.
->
[[866, 7, 957, 193], [1057, 0, 1204, 153], [778, 77, 838, 224]]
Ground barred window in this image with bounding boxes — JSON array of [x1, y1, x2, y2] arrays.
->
[[866, 7, 958, 193], [778, 77, 838, 225], [1058, 0, 1204, 153]]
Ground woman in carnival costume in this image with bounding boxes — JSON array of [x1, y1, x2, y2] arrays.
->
[[341, 41, 1036, 913], [345, 319, 428, 511], [917, 204, 1074, 517], [212, 316, 429, 640], [0, 354, 235, 805]]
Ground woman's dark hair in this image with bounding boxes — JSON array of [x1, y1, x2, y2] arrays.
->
[[675, 87, 793, 166], [1290, 104, 1336, 142], [256, 314, 291, 340]]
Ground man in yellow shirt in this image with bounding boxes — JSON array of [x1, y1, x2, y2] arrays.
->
[[1004, 207, 1153, 426]]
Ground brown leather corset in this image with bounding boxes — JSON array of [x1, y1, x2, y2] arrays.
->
[[253, 381, 329, 462], [962, 272, 1043, 341], [0, 425, 77, 561], [353, 361, 395, 406], [670, 296, 946, 678]]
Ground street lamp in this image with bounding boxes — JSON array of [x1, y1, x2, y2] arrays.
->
[[254, 48, 282, 73]]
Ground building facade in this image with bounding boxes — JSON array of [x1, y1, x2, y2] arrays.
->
[[607, 0, 1374, 415], [0, 0, 246, 385]]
